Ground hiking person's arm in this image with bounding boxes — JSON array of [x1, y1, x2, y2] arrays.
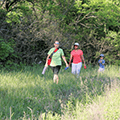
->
[[45, 55, 50, 66], [100, 60, 104, 64], [81, 55, 86, 65], [98, 60, 102, 63], [62, 56, 69, 67], [69, 54, 72, 66], [102, 60, 105, 65]]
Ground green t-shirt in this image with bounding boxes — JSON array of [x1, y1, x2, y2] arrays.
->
[[48, 48, 64, 67]]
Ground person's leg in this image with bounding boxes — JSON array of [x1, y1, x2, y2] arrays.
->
[[72, 63, 76, 75], [101, 68, 105, 72], [76, 62, 82, 77], [53, 66, 61, 84], [55, 66, 61, 84], [98, 67, 105, 74], [98, 68, 100, 72], [53, 74, 58, 83], [54, 74, 58, 84], [51, 67, 56, 83], [98, 67, 103, 72]]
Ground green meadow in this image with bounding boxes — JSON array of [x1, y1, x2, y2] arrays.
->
[[0, 65, 120, 120]]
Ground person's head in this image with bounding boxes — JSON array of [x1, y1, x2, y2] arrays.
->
[[74, 43, 79, 49], [54, 41, 59, 48], [100, 54, 104, 59]]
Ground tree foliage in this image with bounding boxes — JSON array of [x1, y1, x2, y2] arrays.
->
[[0, 0, 120, 67]]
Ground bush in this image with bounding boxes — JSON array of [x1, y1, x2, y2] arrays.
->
[[0, 38, 14, 60], [0, 38, 20, 69]]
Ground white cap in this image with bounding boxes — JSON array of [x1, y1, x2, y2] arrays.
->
[[55, 41, 59, 45], [74, 43, 79, 46]]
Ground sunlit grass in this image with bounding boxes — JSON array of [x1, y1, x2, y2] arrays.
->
[[0, 65, 120, 119]]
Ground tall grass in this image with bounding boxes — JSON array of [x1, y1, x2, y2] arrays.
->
[[0, 65, 120, 119]]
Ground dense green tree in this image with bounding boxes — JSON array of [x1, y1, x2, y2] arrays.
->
[[0, 0, 120, 67]]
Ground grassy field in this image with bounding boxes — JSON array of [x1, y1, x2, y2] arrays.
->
[[0, 65, 120, 120]]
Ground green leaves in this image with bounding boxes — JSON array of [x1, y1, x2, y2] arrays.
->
[[74, 0, 82, 9], [6, 11, 23, 23], [1, 0, 120, 66], [0, 38, 14, 60], [5, 0, 33, 24]]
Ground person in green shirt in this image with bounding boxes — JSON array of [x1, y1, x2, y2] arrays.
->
[[46, 41, 69, 84]]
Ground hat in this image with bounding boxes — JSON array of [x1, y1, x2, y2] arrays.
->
[[74, 43, 79, 46], [55, 41, 59, 45], [100, 54, 104, 57]]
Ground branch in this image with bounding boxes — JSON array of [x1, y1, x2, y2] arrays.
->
[[85, 15, 97, 19], [79, 23, 90, 28], [6, 0, 21, 11], [77, 12, 91, 23]]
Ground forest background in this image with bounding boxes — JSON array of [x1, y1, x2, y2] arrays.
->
[[0, 0, 120, 68]]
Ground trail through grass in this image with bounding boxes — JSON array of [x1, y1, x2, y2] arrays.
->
[[0, 65, 120, 119]]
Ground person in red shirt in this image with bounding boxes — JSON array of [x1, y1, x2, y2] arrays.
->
[[69, 43, 86, 77]]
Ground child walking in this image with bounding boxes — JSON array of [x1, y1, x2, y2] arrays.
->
[[98, 54, 105, 72]]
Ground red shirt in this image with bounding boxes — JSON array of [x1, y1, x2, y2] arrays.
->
[[71, 49, 83, 63]]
